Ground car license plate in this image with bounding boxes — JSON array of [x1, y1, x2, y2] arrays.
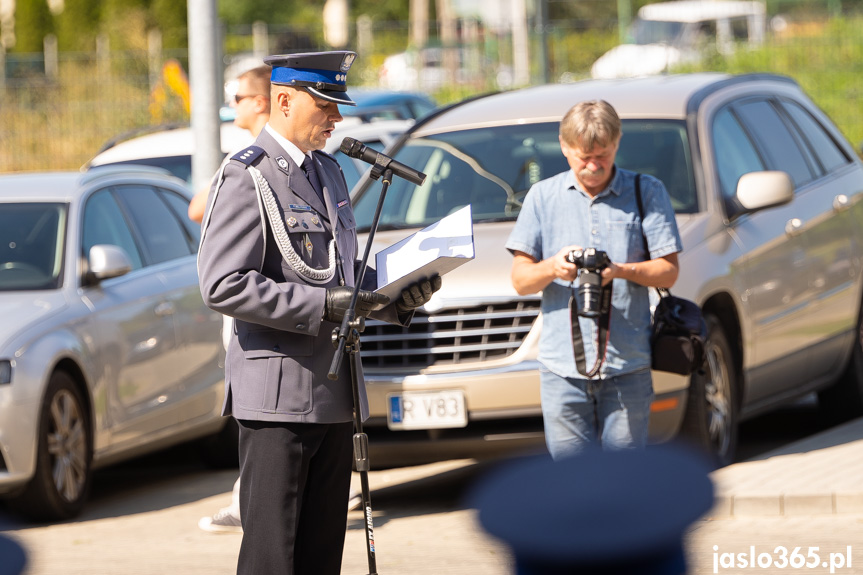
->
[[387, 390, 467, 430]]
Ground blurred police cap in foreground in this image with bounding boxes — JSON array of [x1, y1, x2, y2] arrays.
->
[[467, 443, 715, 575], [0, 533, 26, 575]]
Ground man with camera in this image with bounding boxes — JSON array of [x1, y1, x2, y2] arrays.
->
[[506, 100, 682, 460]]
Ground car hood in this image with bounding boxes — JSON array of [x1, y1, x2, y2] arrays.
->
[[0, 291, 68, 352], [363, 221, 523, 309], [590, 44, 682, 79]]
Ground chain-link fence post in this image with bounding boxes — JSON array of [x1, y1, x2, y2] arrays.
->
[[44, 34, 58, 79]]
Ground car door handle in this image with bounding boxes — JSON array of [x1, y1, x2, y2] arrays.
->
[[154, 302, 175, 317], [785, 218, 803, 237], [833, 194, 850, 212]]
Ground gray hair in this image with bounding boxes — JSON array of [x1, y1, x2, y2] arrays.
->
[[559, 100, 621, 150]]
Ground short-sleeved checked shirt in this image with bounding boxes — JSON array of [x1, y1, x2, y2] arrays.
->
[[505, 167, 682, 379]]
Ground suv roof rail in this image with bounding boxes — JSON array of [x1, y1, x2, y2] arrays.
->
[[79, 163, 178, 185]]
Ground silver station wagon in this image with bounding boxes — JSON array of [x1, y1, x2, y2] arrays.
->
[[0, 167, 228, 520], [351, 73, 863, 467]]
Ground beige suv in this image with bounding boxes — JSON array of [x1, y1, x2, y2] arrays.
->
[[352, 73, 863, 467]]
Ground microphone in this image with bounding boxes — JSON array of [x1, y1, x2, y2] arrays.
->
[[340, 137, 426, 186]]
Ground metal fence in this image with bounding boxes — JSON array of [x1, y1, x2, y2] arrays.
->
[[1, 10, 862, 174]]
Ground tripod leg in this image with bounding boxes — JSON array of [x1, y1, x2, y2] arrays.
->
[[349, 340, 378, 575]]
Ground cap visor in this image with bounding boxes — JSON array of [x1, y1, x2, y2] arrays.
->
[[307, 86, 356, 106]]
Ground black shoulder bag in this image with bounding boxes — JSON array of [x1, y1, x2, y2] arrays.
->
[[634, 174, 707, 376]]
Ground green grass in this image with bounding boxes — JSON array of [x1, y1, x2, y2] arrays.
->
[[2, 15, 862, 172]]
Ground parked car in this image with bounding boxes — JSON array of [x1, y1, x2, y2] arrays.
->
[[341, 89, 437, 123], [83, 118, 413, 192], [591, 0, 767, 79], [350, 73, 863, 468], [0, 166, 229, 520], [84, 122, 255, 184], [219, 87, 436, 124]]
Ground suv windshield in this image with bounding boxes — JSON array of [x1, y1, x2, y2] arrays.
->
[[633, 20, 685, 45], [353, 119, 695, 233], [0, 202, 66, 291]]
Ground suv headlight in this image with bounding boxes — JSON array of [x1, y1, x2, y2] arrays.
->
[[0, 360, 11, 385]]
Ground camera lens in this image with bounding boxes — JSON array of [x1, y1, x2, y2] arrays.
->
[[578, 270, 603, 318]]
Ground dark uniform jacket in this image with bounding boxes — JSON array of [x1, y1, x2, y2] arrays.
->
[[198, 127, 403, 424]]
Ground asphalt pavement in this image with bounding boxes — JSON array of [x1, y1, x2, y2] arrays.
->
[[1, 416, 862, 574]]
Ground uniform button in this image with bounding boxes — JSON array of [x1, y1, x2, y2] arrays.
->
[[272, 345, 280, 352], [296, 323, 305, 330]]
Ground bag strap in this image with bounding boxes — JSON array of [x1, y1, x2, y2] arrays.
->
[[633, 174, 670, 299], [633, 174, 649, 255]]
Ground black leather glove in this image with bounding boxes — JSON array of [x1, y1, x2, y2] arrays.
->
[[324, 286, 390, 323], [396, 275, 442, 313]]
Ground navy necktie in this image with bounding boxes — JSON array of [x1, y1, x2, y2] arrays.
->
[[301, 155, 324, 202]]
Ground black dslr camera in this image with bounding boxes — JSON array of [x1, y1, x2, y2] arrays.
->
[[566, 248, 611, 318]]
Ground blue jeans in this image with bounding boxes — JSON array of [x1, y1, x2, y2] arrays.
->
[[540, 368, 654, 460]]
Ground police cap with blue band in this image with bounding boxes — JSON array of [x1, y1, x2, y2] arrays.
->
[[264, 51, 357, 106]]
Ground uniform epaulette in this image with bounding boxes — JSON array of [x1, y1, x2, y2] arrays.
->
[[231, 146, 266, 166]]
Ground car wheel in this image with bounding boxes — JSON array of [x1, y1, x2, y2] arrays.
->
[[818, 311, 863, 423], [9, 371, 92, 520], [678, 315, 738, 468]]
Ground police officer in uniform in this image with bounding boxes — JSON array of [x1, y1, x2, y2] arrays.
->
[[198, 51, 440, 575]]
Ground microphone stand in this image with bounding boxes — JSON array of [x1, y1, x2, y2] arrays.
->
[[328, 162, 396, 575]]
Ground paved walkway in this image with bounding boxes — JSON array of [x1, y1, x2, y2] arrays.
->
[[2, 417, 862, 574], [710, 416, 863, 517]]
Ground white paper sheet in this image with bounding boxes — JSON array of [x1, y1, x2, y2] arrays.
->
[[375, 205, 475, 301]]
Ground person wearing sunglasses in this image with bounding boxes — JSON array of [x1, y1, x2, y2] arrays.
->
[[188, 66, 271, 223]]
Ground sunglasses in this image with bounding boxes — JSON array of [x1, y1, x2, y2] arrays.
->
[[233, 94, 266, 104]]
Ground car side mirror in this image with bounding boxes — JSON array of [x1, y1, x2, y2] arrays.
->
[[736, 171, 794, 212], [88, 244, 132, 282]]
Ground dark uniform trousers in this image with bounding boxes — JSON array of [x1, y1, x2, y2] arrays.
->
[[237, 419, 354, 575]]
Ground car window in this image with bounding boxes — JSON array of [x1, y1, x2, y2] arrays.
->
[[335, 147, 377, 192], [617, 121, 696, 213], [352, 119, 697, 233], [409, 98, 436, 119], [634, 20, 684, 45], [711, 107, 766, 207], [0, 202, 65, 291], [733, 99, 814, 188], [82, 189, 143, 270], [157, 187, 201, 251], [729, 17, 750, 41], [113, 185, 194, 264], [353, 122, 568, 232], [778, 99, 850, 174]]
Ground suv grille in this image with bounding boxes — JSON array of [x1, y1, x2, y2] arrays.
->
[[360, 299, 541, 370]]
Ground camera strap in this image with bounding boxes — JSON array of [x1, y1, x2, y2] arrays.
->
[[569, 283, 613, 379]]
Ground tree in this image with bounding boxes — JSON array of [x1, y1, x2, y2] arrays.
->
[[352, 0, 410, 22], [99, 0, 149, 51], [12, 0, 54, 53], [150, 0, 188, 51], [55, 0, 101, 52], [218, 0, 304, 26]]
